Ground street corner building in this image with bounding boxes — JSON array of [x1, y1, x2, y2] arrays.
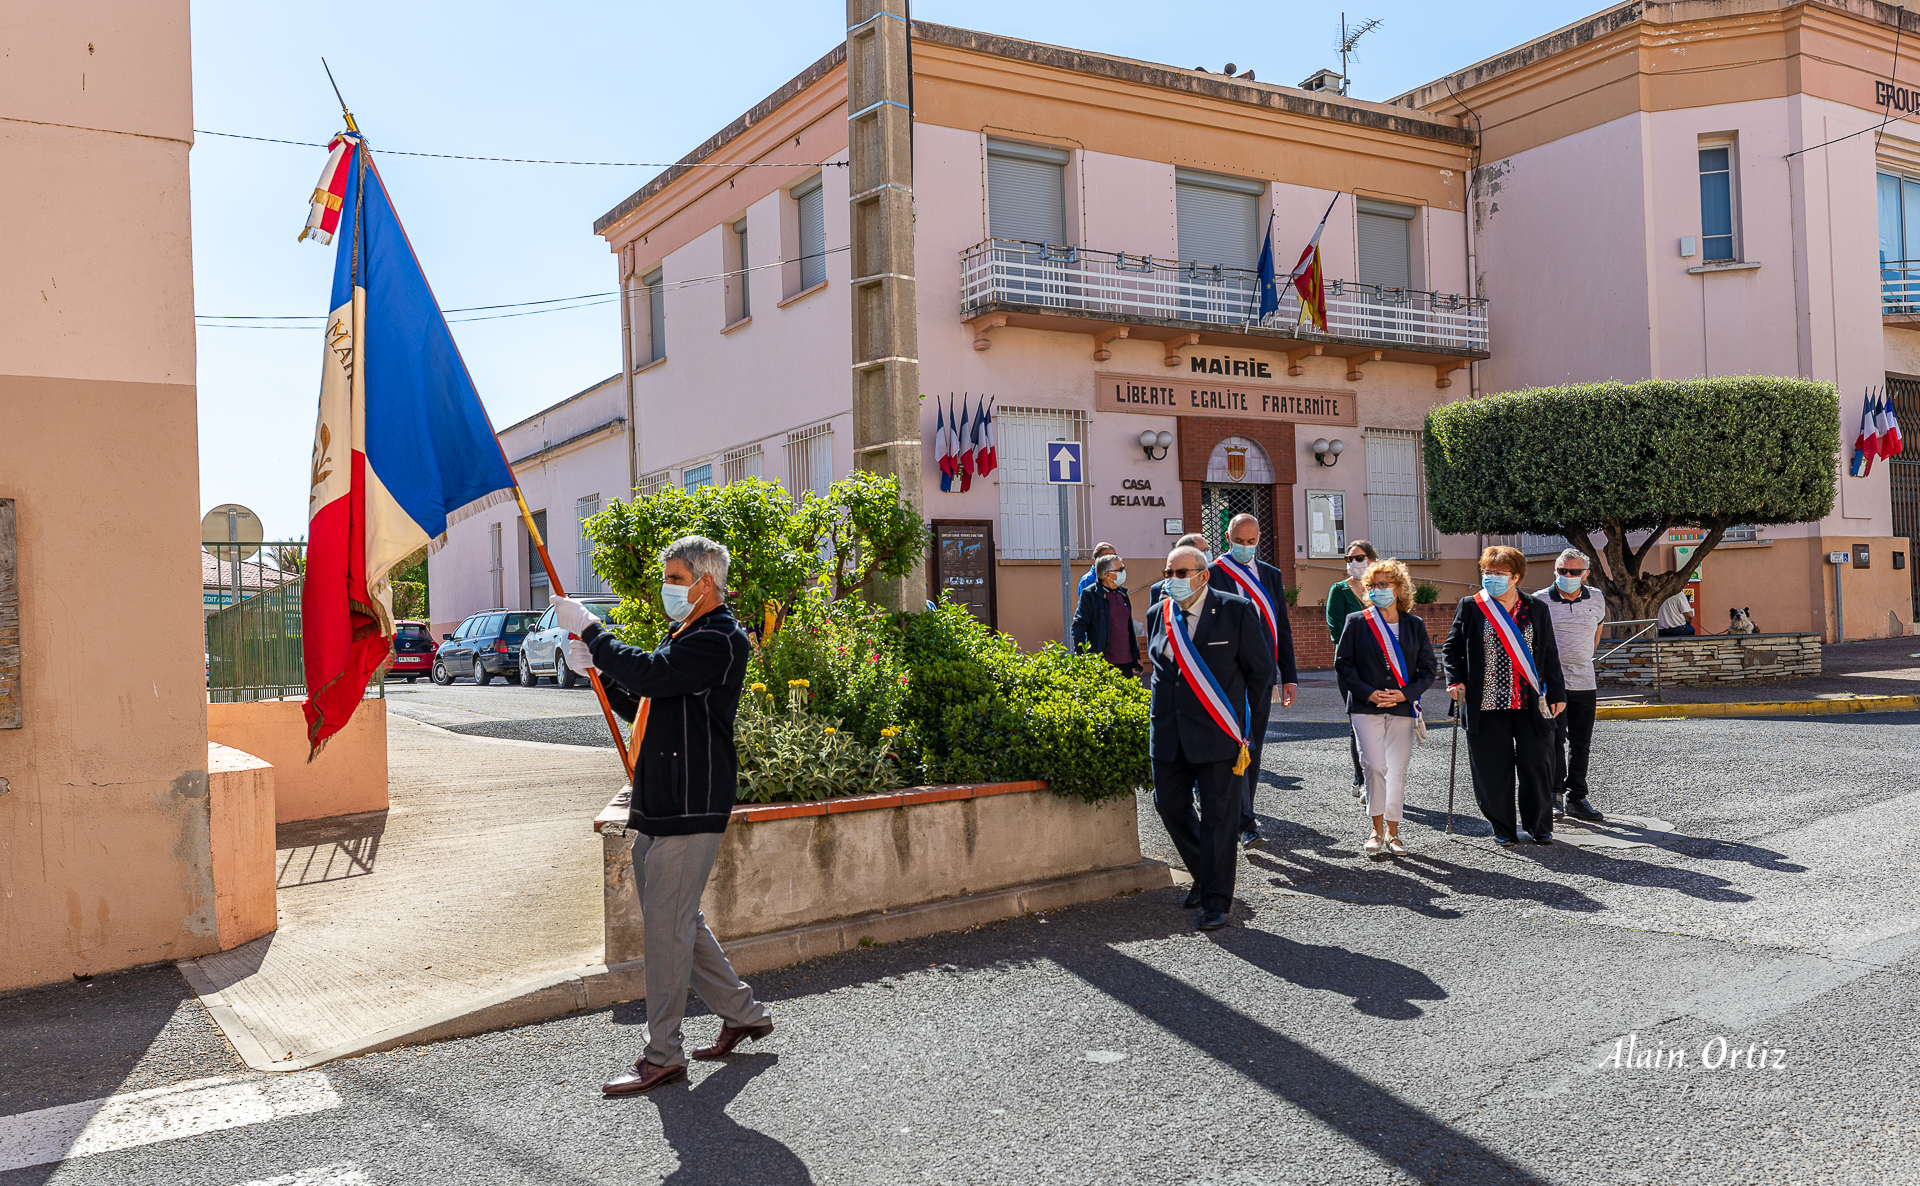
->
[[427, 0, 1920, 655]]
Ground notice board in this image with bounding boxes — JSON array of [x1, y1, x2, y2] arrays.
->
[[1, 499, 17, 728], [929, 519, 996, 630]]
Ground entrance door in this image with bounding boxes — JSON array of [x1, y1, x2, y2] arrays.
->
[[1202, 483, 1277, 564], [1890, 375, 1920, 619]]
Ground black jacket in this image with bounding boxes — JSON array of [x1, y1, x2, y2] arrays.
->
[[1145, 586, 1275, 763], [1441, 593, 1568, 735], [583, 607, 751, 836], [1334, 609, 1438, 717], [1072, 581, 1138, 666], [1209, 556, 1300, 686]]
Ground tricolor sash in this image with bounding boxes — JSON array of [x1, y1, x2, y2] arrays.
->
[[1215, 556, 1280, 661], [1362, 606, 1422, 718], [1161, 595, 1252, 776], [1475, 590, 1542, 695]]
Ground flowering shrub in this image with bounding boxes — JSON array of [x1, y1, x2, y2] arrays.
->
[[734, 680, 901, 803]]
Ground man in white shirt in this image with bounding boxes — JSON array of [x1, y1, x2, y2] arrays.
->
[[1657, 590, 1696, 636], [1538, 548, 1608, 822]]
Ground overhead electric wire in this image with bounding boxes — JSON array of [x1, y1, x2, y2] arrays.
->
[[193, 128, 847, 169], [193, 246, 851, 328], [1787, 6, 1910, 160]]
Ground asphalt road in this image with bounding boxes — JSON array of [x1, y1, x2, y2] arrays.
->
[[5, 712, 1917, 1184]]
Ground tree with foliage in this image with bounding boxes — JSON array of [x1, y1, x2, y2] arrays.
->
[[1424, 377, 1839, 622], [584, 473, 928, 647]]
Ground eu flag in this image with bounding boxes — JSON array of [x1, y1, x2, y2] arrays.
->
[[1256, 212, 1279, 319]]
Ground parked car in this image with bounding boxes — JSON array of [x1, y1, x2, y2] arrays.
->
[[519, 596, 618, 687], [387, 620, 434, 682], [432, 609, 542, 685]]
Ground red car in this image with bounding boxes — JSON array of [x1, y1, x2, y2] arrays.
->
[[388, 620, 435, 682]]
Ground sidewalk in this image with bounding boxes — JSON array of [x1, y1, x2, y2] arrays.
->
[[178, 714, 621, 1068], [1599, 636, 1920, 705]]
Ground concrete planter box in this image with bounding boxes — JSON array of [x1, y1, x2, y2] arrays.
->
[[595, 782, 1168, 972], [1595, 632, 1822, 687]]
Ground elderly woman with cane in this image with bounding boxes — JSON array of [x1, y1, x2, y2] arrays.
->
[[1335, 559, 1438, 857], [1443, 546, 1567, 847]]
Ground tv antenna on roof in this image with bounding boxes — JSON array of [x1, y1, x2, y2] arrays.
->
[[1337, 13, 1384, 97]]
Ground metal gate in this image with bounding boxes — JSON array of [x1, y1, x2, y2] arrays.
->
[[1889, 376, 1920, 619], [1200, 483, 1277, 565]]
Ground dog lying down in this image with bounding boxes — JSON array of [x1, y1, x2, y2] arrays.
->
[[1728, 607, 1759, 634]]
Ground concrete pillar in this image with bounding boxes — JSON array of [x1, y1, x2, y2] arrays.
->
[[847, 0, 925, 610]]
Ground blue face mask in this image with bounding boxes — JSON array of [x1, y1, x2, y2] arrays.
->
[[661, 581, 697, 621], [1164, 577, 1193, 602], [1368, 587, 1396, 609], [1556, 574, 1583, 594], [1229, 543, 1257, 564], [1481, 574, 1510, 596]]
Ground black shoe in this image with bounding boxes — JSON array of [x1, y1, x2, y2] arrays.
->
[[1238, 826, 1261, 847], [1197, 909, 1230, 931], [1551, 792, 1565, 820], [1532, 833, 1553, 846], [1565, 798, 1605, 823], [1182, 888, 1203, 909]]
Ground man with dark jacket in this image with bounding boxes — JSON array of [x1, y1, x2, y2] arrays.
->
[[1072, 553, 1139, 675], [1211, 513, 1300, 845], [552, 535, 772, 1096], [1147, 544, 1275, 931]]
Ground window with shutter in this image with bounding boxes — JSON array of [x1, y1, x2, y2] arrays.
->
[[794, 178, 826, 290], [643, 268, 665, 362], [1175, 169, 1262, 270], [995, 407, 1090, 560], [731, 219, 751, 322], [576, 495, 606, 593], [1356, 201, 1414, 290], [1362, 429, 1437, 561], [986, 141, 1068, 245]]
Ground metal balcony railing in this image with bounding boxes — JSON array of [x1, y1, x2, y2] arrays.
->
[[1884, 261, 1920, 314], [959, 238, 1489, 353]]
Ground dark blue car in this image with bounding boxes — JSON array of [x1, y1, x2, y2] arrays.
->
[[432, 609, 541, 686]]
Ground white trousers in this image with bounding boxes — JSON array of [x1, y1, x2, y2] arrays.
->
[[1351, 712, 1416, 823]]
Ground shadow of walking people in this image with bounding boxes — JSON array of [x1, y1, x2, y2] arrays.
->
[[652, 1054, 811, 1185]]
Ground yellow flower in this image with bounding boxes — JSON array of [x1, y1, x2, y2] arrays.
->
[[788, 678, 810, 688], [749, 682, 767, 693], [823, 726, 836, 735], [879, 727, 899, 738]]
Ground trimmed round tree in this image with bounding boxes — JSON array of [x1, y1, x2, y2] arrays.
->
[[1423, 377, 1838, 623]]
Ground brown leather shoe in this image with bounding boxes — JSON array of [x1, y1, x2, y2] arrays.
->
[[601, 1058, 686, 1096], [690, 1020, 774, 1060]]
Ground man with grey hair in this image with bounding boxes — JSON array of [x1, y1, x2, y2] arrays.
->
[[551, 535, 773, 1095], [1535, 546, 1607, 822]]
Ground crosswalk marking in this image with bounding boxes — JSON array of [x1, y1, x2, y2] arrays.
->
[[0, 1072, 341, 1173], [235, 1163, 372, 1186]]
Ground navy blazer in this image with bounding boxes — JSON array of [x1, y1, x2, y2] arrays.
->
[[1146, 586, 1275, 763], [1441, 592, 1569, 735], [1209, 556, 1300, 687], [1334, 608, 1438, 717], [1072, 581, 1138, 665]]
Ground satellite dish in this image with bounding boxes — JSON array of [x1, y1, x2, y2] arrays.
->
[[202, 503, 263, 562]]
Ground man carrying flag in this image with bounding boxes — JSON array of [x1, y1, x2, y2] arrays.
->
[[1146, 542, 1274, 931], [1212, 513, 1299, 846], [1290, 194, 1338, 333]]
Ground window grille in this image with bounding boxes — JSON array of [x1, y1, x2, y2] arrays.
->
[[1362, 428, 1438, 560], [575, 494, 605, 594], [995, 406, 1091, 560], [721, 443, 763, 486], [638, 469, 670, 497], [785, 422, 834, 502]]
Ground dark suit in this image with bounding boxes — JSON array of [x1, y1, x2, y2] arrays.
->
[[1146, 585, 1275, 913], [1441, 593, 1569, 842], [1071, 581, 1138, 671], [1209, 556, 1299, 829]]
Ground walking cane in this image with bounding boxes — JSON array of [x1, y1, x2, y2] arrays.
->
[[1446, 694, 1460, 836]]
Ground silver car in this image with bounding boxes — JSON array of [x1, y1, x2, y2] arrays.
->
[[518, 596, 619, 687]]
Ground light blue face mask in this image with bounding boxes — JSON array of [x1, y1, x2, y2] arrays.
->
[[1556, 574, 1583, 594], [1481, 574, 1510, 597], [661, 580, 699, 621], [1164, 577, 1193, 602], [1229, 543, 1257, 564], [1368, 587, 1396, 608]]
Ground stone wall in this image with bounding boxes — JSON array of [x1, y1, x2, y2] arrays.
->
[[1595, 633, 1822, 687], [1291, 604, 1456, 670]]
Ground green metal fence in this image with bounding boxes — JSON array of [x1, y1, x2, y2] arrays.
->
[[203, 542, 384, 704]]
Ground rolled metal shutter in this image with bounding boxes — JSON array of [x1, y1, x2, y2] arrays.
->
[[1356, 203, 1414, 289], [1176, 170, 1261, 269], [987, 140, 1067, 246], [795, 177, 826, 289]]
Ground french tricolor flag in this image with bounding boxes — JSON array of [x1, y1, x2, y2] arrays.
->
[[1851, 392, 1880, 477], [300, 132, 517, 755]]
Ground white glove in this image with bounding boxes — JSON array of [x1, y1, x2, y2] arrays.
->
[[567, 639, 595, 674], [551, 596, 593, 636]]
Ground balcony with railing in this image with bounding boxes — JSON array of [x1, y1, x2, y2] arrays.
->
[[1885, 261, 1920, 318], [960, 239, 1488, 382]]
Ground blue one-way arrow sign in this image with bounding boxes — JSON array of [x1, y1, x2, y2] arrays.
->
[[1046, 440, 1083, 484]]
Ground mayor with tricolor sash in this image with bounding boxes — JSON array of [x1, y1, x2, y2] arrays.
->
[[1211, 513, 1299, 846], [1147, 544, 1275, 932]]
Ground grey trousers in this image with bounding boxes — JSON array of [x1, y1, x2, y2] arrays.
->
[[632, 831, 770, 1068]]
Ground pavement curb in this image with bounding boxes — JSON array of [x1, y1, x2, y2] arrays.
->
[[1594, 694, 1918, 720], [181, 859, 1174, 1073]]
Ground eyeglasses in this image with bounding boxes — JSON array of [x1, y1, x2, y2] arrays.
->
[[1163, 566, 1205, 578], [1555, 568, 1586, 576]]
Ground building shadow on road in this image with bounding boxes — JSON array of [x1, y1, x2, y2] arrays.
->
[[652, 1055, 810, 1185]]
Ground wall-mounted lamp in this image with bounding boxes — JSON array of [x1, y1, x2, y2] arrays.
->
[[1312, 437, 1346, 467], [1139, 429, 1173, 460]]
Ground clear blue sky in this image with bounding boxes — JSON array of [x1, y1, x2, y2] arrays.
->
[[191, 0, 1602, 544]]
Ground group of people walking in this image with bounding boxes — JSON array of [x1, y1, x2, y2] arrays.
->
[[1088, 529, 1612, 932]]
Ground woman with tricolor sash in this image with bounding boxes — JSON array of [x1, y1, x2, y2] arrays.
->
[[1334, 559, 1438, 857], [1442, 546, 1569, 847]]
